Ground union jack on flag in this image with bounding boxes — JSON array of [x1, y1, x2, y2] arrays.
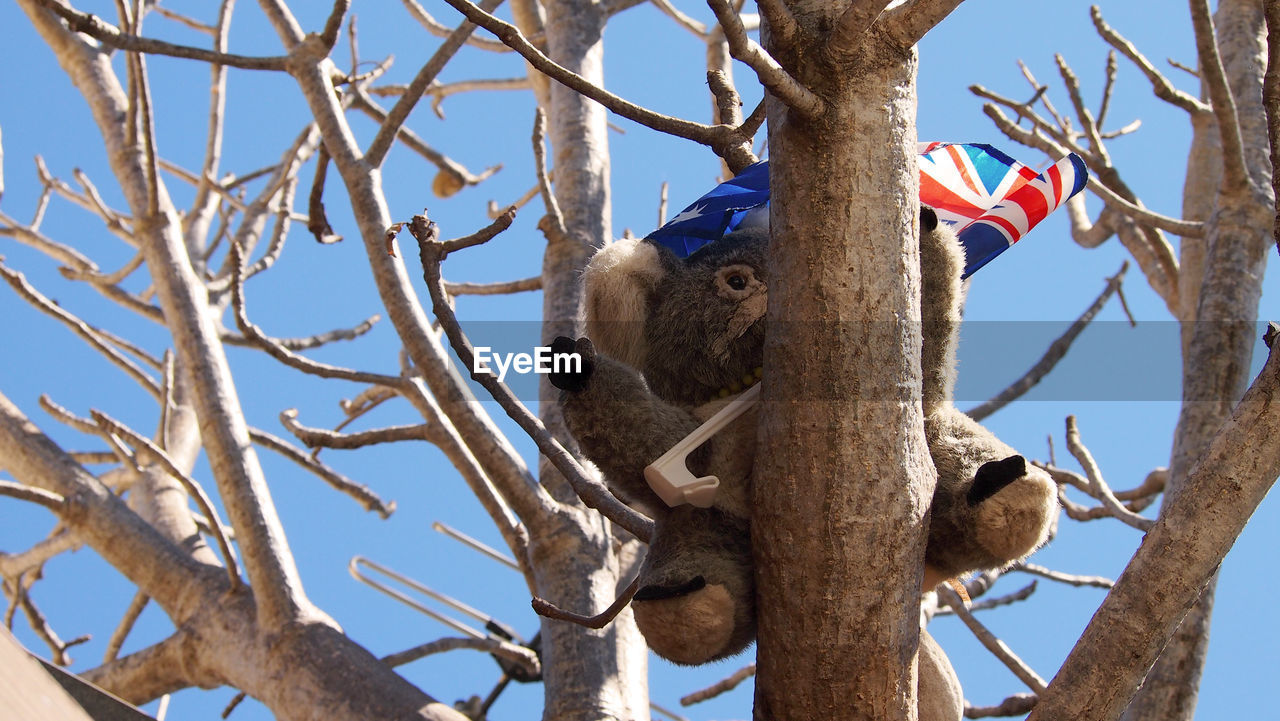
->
[[646, 143, 1088, 278]]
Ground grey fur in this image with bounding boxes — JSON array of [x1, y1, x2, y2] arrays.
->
[[555, 215, 1056, 666]]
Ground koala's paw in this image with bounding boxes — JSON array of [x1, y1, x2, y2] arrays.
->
[[970, 455, 1057, 563], [632, 578, 739, 665], [547, 336, 595, 392]]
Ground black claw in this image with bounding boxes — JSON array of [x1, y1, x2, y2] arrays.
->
[[548, 336, 593, 392], [967, 455, 1027, 506], [921, 206, 939, 234], [633, 576, 707, 602]]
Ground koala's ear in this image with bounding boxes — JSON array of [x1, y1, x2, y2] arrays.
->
[[583, 238, 669, 368]]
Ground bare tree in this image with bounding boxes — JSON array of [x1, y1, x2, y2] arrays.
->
[[0, 1, 1277, 721]]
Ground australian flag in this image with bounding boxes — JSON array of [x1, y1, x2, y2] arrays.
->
[[646, 143, 1088, 278]]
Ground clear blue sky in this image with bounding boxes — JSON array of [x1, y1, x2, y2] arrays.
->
[[1, 1, 1276, 719]]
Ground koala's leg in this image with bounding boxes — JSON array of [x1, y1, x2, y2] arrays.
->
[[630, 506, 755, 665], [918, 209, 1057, 581], [554, 338, 706, 509]]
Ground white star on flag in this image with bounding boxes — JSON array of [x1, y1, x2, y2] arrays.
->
[[668, 203, 707, 225]]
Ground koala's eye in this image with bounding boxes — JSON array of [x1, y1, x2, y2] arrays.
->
[[715, 264, 758, 298], [726, 273, 747, 291]]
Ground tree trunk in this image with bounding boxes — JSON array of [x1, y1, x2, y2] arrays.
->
[[535, 1, 649, 719], [754, 9, 932, 720], [1123, 1, 1272, 718]]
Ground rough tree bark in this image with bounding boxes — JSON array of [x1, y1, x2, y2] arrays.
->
[[1122, 1, 1272, 719], [753, 2, 960, 719]]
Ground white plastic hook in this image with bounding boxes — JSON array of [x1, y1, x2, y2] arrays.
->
[[643, 383, 761, 508]]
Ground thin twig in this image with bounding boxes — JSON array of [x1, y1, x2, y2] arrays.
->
[[365, 0, 506, 168], [1097, 50, 1117, 129], [532, 575, 641, 629], [1064, 416, 1155, 531], [103, 591, 150, 662], [532, 107, 565, 237], [965, 693, 1038, 719], [0, 480, 66, 512], [17, 586, 91, 666], [680, 663, 756, 705], [967, 261, 1129, 421], [706, 0, 823, 117], [400, 0, 515, 52], [306, 145, 342, 244], [1012, 562, 1113, 589], [934, 581, 1037, 615], [249, 427, 395, 518], [936, 585, 1047, 694], [0, 262, 161, 399], [437, 0, 729, 150], [408, 215, 654, 542], [279, 409, 429, 451], [1091, 7, 1210, 116], [444, 277, 542, 296], [37, 0, 288, 70], [90, 410, 244, 587], [380, 636, 539, 675]]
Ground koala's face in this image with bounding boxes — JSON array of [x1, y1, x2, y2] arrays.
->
[[641, 228, 769, 404]]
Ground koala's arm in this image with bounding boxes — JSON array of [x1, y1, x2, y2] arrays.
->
[[560, 350, 706, 509], [919, 208, 965, 416]]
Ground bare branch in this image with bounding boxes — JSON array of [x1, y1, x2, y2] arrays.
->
[[350, 92, 501, 192], [279, 409, 428, 451], [0, 480, 65, 512], [754, 0, 797, 46], [1012, 562, 1113, 590], [1028, 329, 1280, 721], [533, 107, 566, 237], [306, 146, 342, 244], [229, 240, 407, 388], [151, 4, 216, 34], [365, 0, 506, 168], [409, 215, 654, 542], [935, 581, 1037, 615], [0, 262, 161, 399], [1086, 170, 1205, 237], [35, 0, 288, 70], [401, 0, 516, 52], [1055, 54, 1110, 167], [967, 261, 1128, 421], [707, 0, 823, 117], [1065, 195, 1116, 248], [82, 631, 196, 705], [936, 585, 1047, 694], [882, 0, 965, 48], [318, 0, 350, 51], [532, 575, 640, 629], [680, 663, 756, 705], [965, 694, 1038, 719], [15, 584, 91, 665], [0, 530, 81, 581], [828, 0, 892, 56], [1189, 0, 1250, 192], [103, 591, 149, 662], [380, 636, 539, 676], [436, 0, 730, 149], [445, 276, 542, 296], [1266, 0, 1280, 257], [1097, 50, 1117, 129], [1064, 415, 1155, 531], [249, 427, 395, 518], [1090, 7, 1210, 116], [650, 0, 707, 36], [90, 409, 243, 587]]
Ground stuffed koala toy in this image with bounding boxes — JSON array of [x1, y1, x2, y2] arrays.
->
[[548, 209, 1057, 678]]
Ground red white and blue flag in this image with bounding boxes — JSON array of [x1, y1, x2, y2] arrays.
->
[[646, 143, 1088, 278]]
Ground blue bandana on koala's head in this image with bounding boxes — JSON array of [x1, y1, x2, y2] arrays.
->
[[645, 144, 1088, 279]]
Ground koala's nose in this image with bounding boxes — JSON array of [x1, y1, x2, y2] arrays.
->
[[633, 576, 706, 602], [967, 455, 1028, 506]]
